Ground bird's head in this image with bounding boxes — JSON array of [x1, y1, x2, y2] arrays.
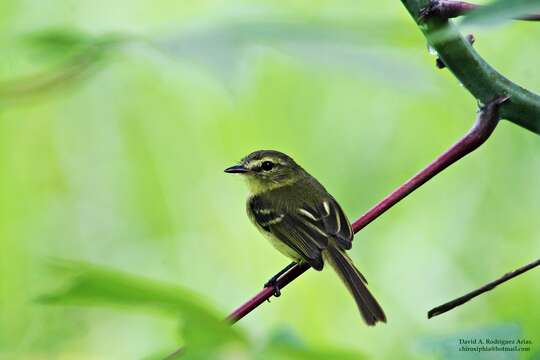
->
[[225, 150, 305, 193]]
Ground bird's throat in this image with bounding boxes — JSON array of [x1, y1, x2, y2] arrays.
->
[[244, 176, 299, 196]]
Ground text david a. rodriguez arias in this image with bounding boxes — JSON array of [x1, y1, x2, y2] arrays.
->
[[458, 338, 532, 353]]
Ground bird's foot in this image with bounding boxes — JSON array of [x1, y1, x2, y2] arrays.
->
[[264, 277, 281, 298], [263, 261, 296, 301]]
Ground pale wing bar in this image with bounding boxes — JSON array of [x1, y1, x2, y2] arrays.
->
[[317, 198, 353, 250]]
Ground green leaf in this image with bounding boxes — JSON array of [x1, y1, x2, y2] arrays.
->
[[461, 0, 540, 26], [25, 28, 91, 48], [38, 260, 247, 356], [22, 29, 94, 59], [0, 30, 128, 100], [23, 28, 128, 59], [154, 20, 431, 88]]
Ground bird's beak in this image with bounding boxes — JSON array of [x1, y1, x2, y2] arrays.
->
[[224, 164, 249, 174]]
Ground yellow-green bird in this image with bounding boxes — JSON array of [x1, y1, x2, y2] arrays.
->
[[225, 150, 386, 325]]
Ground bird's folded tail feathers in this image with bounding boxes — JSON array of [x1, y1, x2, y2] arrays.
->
[[324, 245, 386, 326]]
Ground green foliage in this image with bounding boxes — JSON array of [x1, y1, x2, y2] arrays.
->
[[1, 0, 539, 358], [461, 0, 540, 26], [22, 29, 96, 59], [0, 29, 129, 101], [153, 19, 421, 82], [2, 22, 424, 98], [39, 261, 368, 359], [39, 260, 246, 358]]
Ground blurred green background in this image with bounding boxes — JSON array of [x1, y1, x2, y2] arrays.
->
[[1, 0, 539, 359]]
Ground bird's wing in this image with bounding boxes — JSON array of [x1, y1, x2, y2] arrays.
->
[[315, 196, 353, 250], [249, 194, 326, 270], [249, 194, 353, 270]]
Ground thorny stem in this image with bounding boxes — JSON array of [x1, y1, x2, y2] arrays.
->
[[436, 33, 474, 69], [164, 96, 509, 359], [402, 0, 540, 134], [428, 258, 540, 318]]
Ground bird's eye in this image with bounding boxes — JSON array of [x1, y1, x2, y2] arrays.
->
[[261, 161, 274, 171]]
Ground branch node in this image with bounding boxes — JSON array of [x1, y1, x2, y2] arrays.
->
[[419, 0, 540, 22], [420, 0, 479, 21]]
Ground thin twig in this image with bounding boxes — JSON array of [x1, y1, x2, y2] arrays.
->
[[421, 0, 540, 21], [428, 258, 540, 318], [164, 96, 508, 359], [0, 44, 108, 101], [420, 0, 478, 20]]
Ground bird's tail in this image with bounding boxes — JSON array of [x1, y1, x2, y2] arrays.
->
[[324, 245, 386, 326]]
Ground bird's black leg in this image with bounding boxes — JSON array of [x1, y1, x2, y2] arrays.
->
[[264, 261, 297, 297]]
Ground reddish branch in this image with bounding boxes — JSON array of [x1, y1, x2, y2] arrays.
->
[[165, 96, 512, 359], [421, 0, 540, 21], [226, 96, 510, 324], [351, 95, 508, 233], [428, 258, 540, 318]]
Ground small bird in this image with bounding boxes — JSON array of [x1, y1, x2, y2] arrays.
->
[[225, 150, 386, 325]]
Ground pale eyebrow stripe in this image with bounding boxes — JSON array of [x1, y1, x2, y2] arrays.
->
[[298, 208, 318, 221], [256, 158, 273, 165], [247, 158, 288, 172], [247, 159, 262, 169]]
